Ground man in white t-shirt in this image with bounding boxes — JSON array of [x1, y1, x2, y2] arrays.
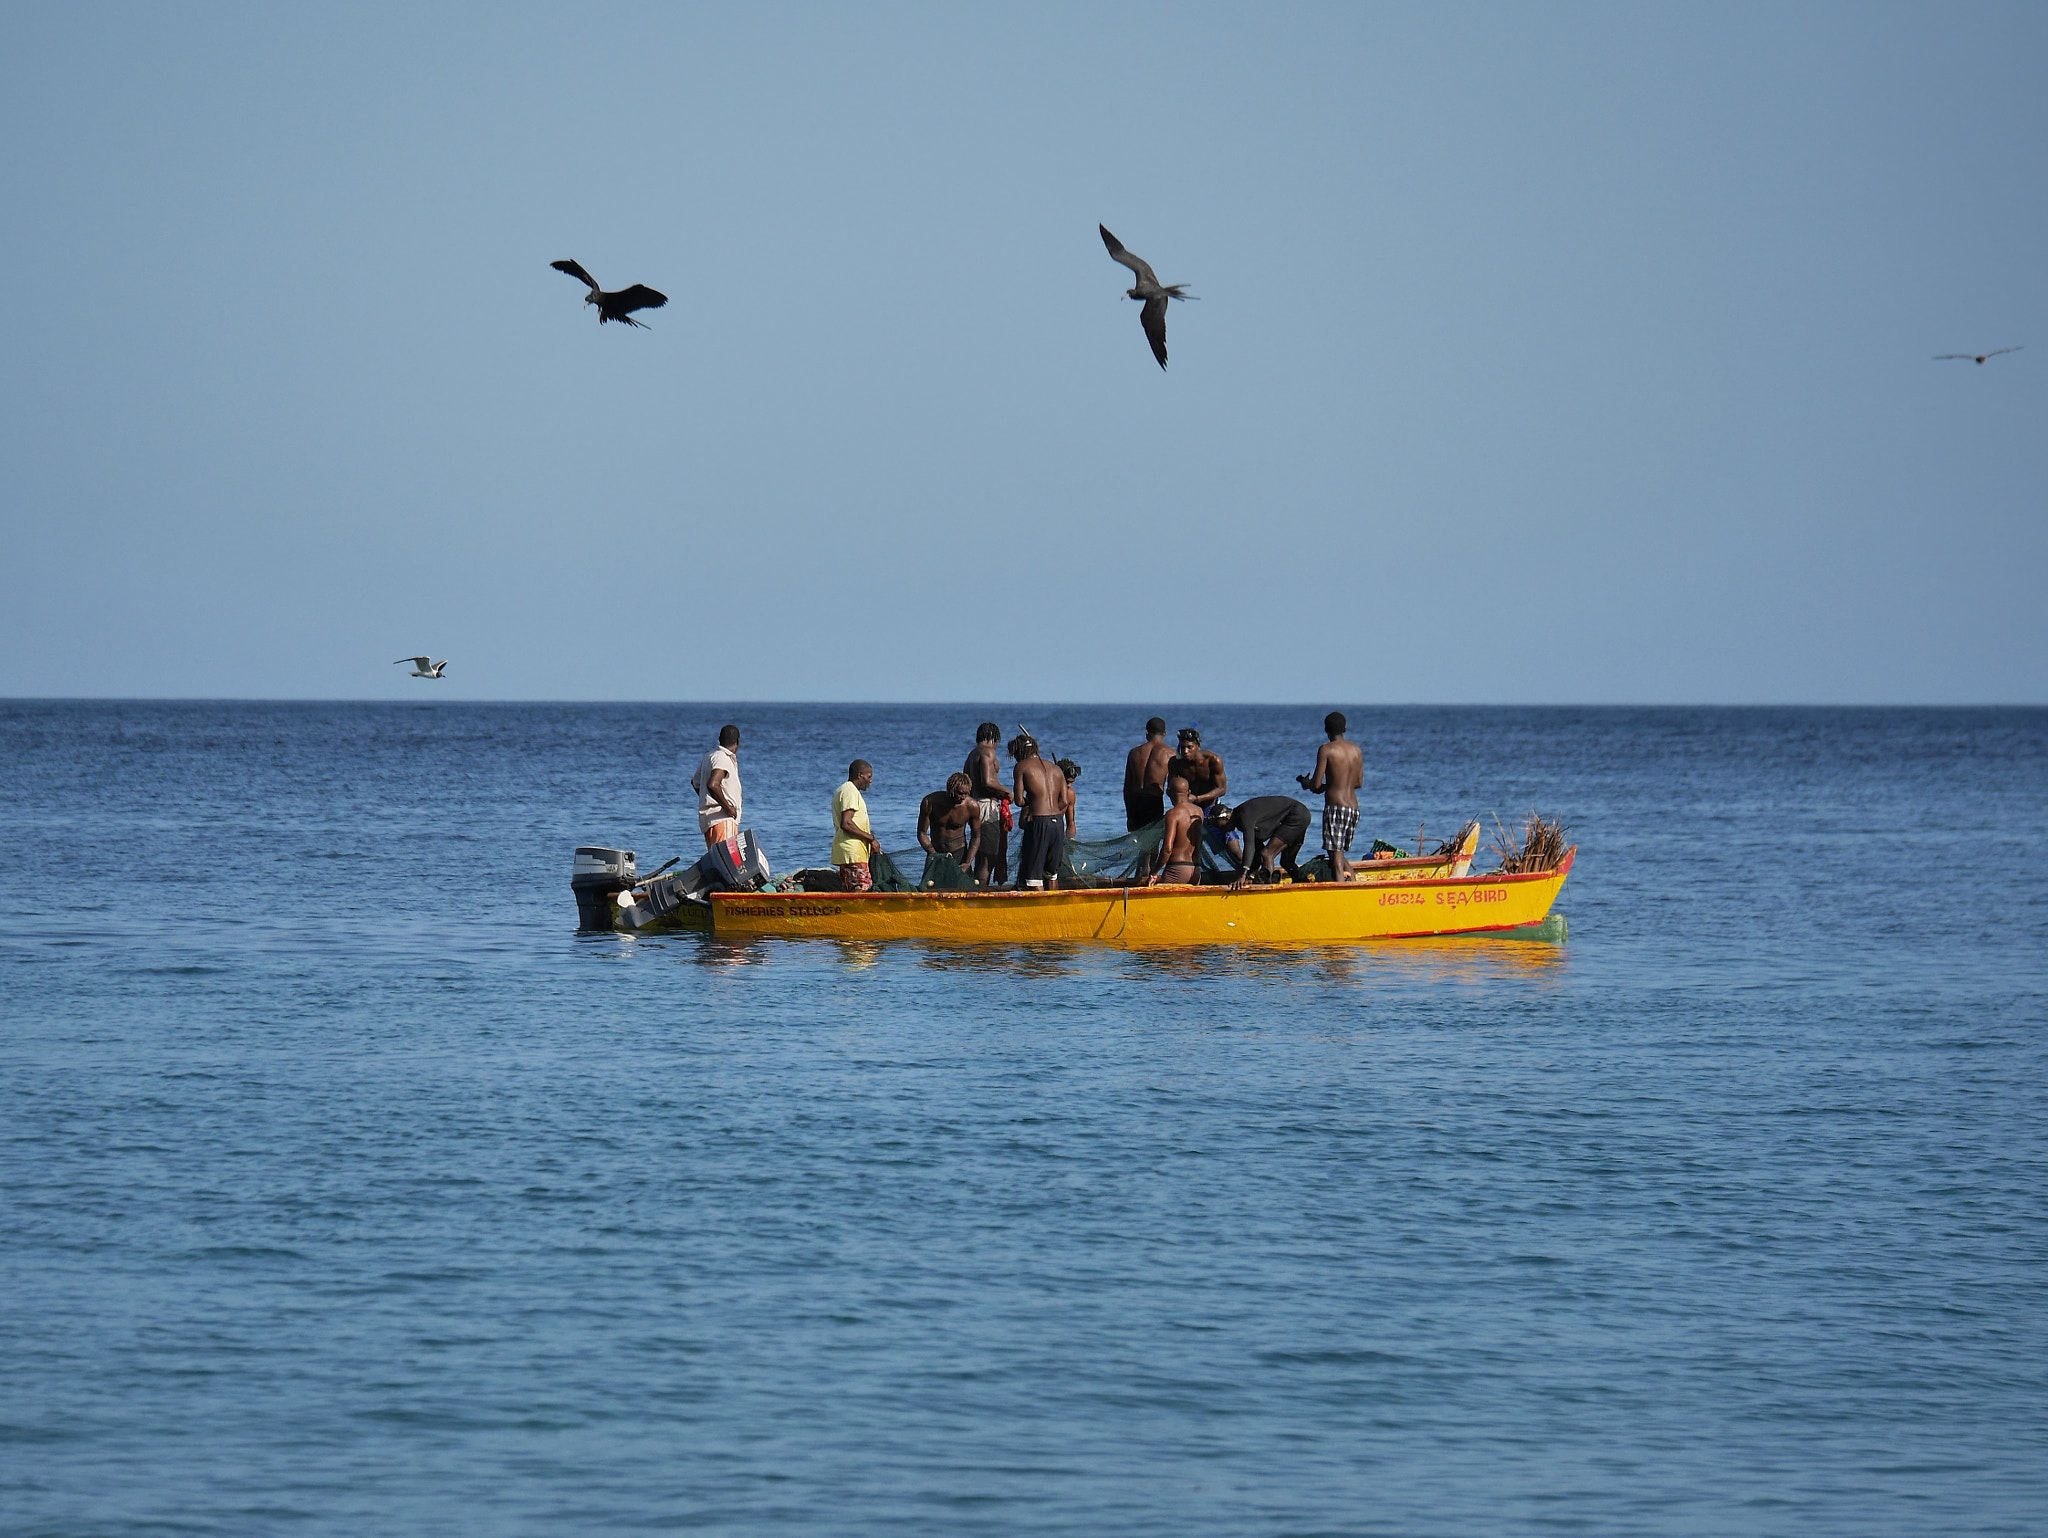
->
[[691, 724, 742, 848]]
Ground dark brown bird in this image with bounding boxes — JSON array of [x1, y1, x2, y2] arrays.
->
[[1099, 224, 1191, 369], [550, 259, 668, 328], [1934, 346, 2022, 365]]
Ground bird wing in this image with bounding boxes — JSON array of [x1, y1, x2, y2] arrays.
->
[[1933, 353, 1973, 360], [1140, 295, 1169, 369], [431, 661, 448, 675], [551, 259, 598, 290], [395, 656, 429, 668], [1985, 345, 2023, 359], [612, 284, 668, 313], [1099, 224, 1160, 287]]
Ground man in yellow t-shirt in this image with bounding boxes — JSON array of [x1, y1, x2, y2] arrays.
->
[[832, 760, 882, 891]]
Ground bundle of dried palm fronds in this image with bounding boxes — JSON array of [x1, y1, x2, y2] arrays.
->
[[1430, 820, 1479, 858], [1489, 810, 1570, 873]]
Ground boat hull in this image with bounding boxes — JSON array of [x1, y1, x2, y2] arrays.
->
[[710, 851, 1573, 945]]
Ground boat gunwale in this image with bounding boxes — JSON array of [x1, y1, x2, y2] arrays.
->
[[714, 848, 1575, 906]]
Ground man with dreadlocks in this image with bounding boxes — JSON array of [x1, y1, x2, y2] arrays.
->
[[964, 722, 1010, 888], [1010, 731, 1067, 891]]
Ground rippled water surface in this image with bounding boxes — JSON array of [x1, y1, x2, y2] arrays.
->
[[3, 703, 2044, 1536]]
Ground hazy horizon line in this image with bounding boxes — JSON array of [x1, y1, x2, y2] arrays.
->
[[5, 697, 2045, 711]]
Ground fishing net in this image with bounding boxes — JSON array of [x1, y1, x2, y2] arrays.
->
[[863, 818, 1241, 892]]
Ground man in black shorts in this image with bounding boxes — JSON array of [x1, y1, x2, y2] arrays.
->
[[1010, 732, 1067, 890], [1122, 717, 1172, 831]]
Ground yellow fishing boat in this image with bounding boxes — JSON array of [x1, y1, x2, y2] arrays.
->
[[708, 848, 1573, 945]]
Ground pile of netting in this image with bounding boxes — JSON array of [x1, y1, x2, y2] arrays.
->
[[781, 820, 1247, 893]]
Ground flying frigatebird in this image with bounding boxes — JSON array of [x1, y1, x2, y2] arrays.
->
[[1934, 346, 2023, 365], [550, 259, 668, 328], [1098, 224, 1191, 369]]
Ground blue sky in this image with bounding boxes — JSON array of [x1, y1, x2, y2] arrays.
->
[[1, 3, 2041, 702]]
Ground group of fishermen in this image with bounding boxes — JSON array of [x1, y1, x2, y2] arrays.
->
[[1121, 714, 1366, 889], [689, 714, 1366, 895]]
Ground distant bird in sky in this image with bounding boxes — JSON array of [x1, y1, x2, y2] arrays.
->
[[550, 260, 668, 328], [1934, 345, 2023, 365], [394, 657, 448, 678], [1099, 224, 1191, 370]]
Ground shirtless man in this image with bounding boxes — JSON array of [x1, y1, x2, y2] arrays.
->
[[1168, 727, 1227, 810], [1297, 711, 1365, 880], [1122, 718, 1174, 831], [1010, 733, 1067, 890], [1056, 759, 1081, 839], [917, 772, 983, 873], [1145, 777, 1205, 886], [1168, 727, 1232, 860], [964, 722, 1009, 887]]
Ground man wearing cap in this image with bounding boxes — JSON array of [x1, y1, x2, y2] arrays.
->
[[1211, 796, 1313, 889]]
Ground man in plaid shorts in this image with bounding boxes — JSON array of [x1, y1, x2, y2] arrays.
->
[[1297, 711, 1364, 881]]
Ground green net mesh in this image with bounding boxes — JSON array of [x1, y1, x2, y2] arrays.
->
[[862, 818, 1243, 892]]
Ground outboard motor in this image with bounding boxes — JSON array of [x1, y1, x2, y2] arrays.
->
[[571, 847, 636, 930], [700, 831, 773, 893]]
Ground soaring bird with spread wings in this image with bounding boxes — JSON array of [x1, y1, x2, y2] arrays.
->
[[1099, 224, 1191, 370], [395, 657, 448, 678], [550, 260, 669, 328], [1934, 346, 2023, 365]]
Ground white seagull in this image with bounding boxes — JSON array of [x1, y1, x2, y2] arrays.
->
[[394, 656, 449, 678]]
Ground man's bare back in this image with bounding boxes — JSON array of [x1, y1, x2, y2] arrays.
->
[[1301, 739, 1363, 807], [1124, 739, 1173, 796], [965, 726, 1009, 886], [965, 741, 1005, 801], [1014, 753, 1065, 821], [1299, 714, 1365, 881]]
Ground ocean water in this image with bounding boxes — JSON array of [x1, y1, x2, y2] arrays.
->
[[2, 702, 2044, 1537]]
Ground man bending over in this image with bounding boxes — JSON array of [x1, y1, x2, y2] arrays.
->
[[1211, 796, 1312, 889], [918, 772, 983, 876]]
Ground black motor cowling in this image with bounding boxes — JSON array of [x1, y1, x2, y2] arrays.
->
[[571, 846, 636, 930]]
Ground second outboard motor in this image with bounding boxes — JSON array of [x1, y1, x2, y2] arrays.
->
[[571, 847, 636, 930], [699, 831, 773, 893], [742, 830, 772, 887]]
